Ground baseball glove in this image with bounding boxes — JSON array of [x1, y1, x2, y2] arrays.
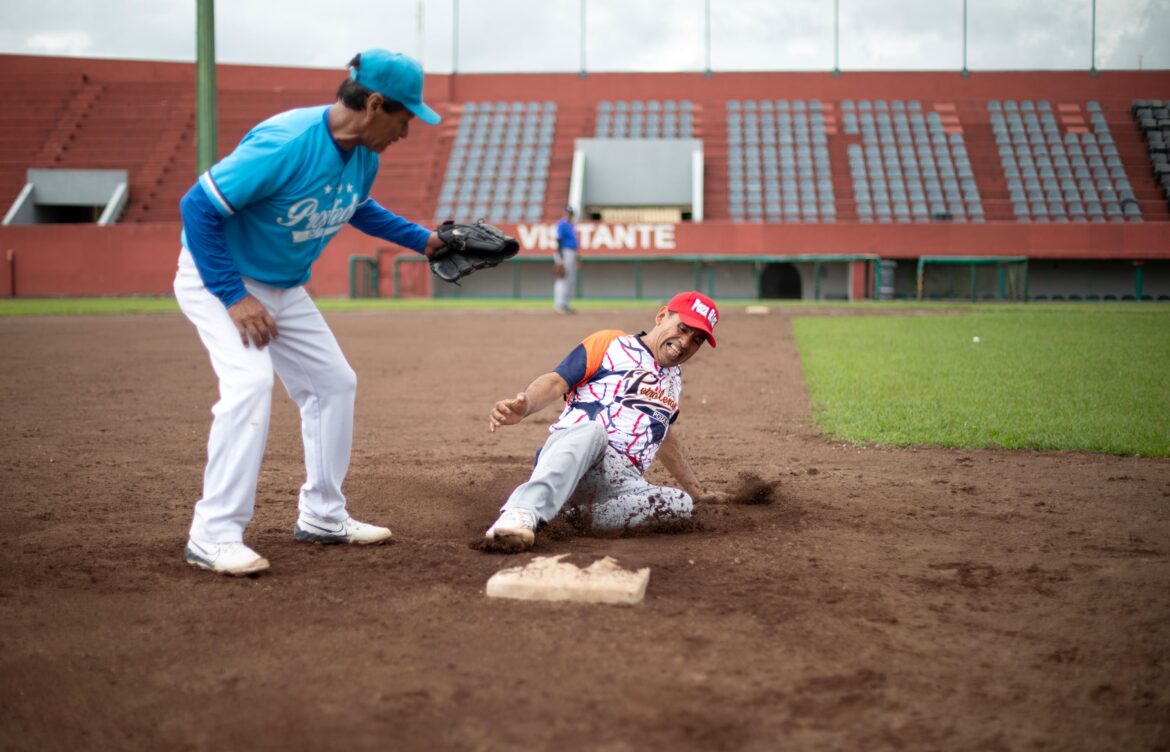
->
[[429, 220, 520, 284]]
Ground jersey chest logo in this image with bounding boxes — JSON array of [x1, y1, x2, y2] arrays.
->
[[277, 192, 359, 243], [616, 369, 677, 425]]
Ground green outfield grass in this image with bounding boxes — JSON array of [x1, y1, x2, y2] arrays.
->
[[792, 305, 1170, 457]]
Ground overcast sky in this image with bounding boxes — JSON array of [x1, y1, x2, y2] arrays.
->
[[0, 0, 1167, 73]]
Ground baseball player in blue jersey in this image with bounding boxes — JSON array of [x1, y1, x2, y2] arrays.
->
[[175, 49, 445, 576], [484, 291, 731, 552], [553, 206, 579, 313]]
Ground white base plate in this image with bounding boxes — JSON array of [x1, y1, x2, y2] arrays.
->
[[486, 555, 650, 605]]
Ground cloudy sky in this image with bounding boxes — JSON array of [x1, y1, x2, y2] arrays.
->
[[0, 0, 1167, 73]]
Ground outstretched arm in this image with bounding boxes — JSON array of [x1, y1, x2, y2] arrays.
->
[[489, 371, 571, 432], [348, 198, 433, 254], [656, 429, 730, 504]]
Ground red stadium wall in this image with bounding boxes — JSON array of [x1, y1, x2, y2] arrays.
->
[[2, 221, 1167, 298], [0, 223, 408, 297]]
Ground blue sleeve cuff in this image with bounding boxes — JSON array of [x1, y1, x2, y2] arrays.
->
[[180, 183, 248, 307], [349, 199, 431, 254]]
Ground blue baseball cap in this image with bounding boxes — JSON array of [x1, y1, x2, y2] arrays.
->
[[350, 49, 441, 125]]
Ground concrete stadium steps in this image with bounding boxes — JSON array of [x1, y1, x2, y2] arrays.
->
[[119, 110, 195, 222], [544, 104, 592, 221], [33, 82, 104, 166], [0, 78, 85, 207], [47, 82, 193, 221], [952, 103, 1010, 221], [701, 103, 730, 220], [1108, 104, 1170, 221]]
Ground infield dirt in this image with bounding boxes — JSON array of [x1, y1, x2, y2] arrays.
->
[[1, 308, 1167, 751]]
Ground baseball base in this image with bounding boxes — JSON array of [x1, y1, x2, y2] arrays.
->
[[485, 554, 650, 605]]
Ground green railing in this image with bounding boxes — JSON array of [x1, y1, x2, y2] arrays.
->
[[915, 256, 1030, 302], [386, 253, 882, 300], [348, 247, 391, 299]]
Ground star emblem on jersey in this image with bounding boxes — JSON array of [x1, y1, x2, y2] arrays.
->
[[324, 184, 332, 194]]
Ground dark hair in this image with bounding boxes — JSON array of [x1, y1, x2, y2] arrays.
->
[[336, 53, 408, 114]]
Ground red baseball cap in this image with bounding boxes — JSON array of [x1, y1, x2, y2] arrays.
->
[[666, 291, 719, 348]]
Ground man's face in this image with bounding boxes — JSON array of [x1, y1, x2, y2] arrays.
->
[[361, 98, 414, 153], [647, 309, 708, 367]]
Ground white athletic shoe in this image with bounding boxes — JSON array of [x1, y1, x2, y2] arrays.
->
[[293, 513, 393, 545], [484, 508, 538, 552], [184, 538, 270, 576]]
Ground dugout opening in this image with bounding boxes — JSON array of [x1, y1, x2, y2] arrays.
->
[[759, 263, 802, 299], [2, 168, 129, 226]]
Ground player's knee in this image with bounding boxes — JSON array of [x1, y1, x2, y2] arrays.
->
[[328, 364, 357, 399], [579, 421, 609, 462], [580, 420, 607, 447], [557, 420, 607, 454], [226, 367, 275, 400]]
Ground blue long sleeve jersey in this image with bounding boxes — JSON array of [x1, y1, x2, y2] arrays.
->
[[179, 105, 431, 307], [180, 188, 430, 306]]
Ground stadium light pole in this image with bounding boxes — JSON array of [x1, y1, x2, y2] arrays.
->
[[195, 0, 217, 175], [961, 0, 969, 77], [417, 0, 425, 66], [1089, 0, 1098, 76], [704, 0, 712, 76], [580, 0, 587, 78], [452, 0, 459, 75], [832, 0, 840, 76]]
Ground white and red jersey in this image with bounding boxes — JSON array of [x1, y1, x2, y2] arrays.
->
[[550, 330, 681, 472]]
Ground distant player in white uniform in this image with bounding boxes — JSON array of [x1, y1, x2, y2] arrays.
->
[[174, 49, 446, 576], [484, 291, 731, 552]]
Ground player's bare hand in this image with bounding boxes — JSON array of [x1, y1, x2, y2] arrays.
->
[[694, 489, 732, 505], [489, 392, 529, 432], [228, 294, 278, 349], [424, 231, 445, 259]]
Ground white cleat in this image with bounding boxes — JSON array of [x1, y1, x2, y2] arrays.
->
[[484, 508, 538, 552], [185, 538, 270, 576], [293, 513, 393, 545]]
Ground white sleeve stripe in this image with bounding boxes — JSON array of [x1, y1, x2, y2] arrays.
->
[[199, 172, 234, 216]]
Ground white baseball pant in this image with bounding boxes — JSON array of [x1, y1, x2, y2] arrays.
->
[[501, 421, 693, 530], [174, 248, 356, 543], [553, 250, 578, 311]]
